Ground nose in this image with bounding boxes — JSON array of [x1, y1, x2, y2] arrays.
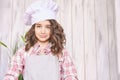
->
[[41, 27, 45, 33]]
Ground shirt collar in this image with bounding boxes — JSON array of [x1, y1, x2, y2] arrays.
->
[[33, 42, 51, 55]]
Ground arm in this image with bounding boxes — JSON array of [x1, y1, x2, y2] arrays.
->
[[61, 49, 78, 80], [3, 49, 24, 80]]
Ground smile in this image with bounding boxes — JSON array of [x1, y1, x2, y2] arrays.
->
[[40, 35, 48, 38]]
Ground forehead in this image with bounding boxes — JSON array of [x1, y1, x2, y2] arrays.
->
[[36, 20, 51, 25]]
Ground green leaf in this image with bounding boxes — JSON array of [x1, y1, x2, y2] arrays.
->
[[18, 74, 23, 80], [12, 41, 18, 55], [0, 41, 8, 48], [21, 35, 26, 42]]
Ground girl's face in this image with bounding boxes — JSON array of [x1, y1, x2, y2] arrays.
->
[[35, 20, 51, 44]]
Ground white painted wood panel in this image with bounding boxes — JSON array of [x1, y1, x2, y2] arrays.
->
[[107, 0, 118, 80], [84, 0, 97, 80], [0, 0, 12, 79], [115, 0, 120, 79], [95, 0, 110, 80], [11, 0, 26, 53], [71, 0, 84, 80]]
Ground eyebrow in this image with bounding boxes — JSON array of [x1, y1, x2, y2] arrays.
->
[[35, 24, 41, 25]]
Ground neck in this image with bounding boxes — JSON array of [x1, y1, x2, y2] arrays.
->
[[37, 41, 49, 49]]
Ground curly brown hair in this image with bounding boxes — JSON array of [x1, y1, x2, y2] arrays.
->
[[25, 19, 66, 55]]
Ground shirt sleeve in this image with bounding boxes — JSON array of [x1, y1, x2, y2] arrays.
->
[[61, 49, 78, 80], [3, 49, 24, 80]]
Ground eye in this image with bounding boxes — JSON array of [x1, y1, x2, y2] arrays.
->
[[46, 25, 51, 28], [36, 25, 42, 28]]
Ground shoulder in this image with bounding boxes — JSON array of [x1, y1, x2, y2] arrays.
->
[[62, 48, 70, 57], [58, 48, 68, 57], [15, 45, 35, 57], [58, 48, 71, 62], [16, 46, 26, 53], [13, 45, 26, 57], [10, 46, 26, 62]]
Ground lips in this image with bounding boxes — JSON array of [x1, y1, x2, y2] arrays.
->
[[40, 35, 47, 38]]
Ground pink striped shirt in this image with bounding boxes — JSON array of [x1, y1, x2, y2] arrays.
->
[[3, 43, 78, 80]]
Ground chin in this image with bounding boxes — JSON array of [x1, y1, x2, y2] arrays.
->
[[38, 38, 49, 42]]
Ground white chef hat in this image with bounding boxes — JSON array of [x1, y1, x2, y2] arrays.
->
[[24, 0, 59, 26]]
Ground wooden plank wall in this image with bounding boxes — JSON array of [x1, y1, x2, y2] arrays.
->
[[0, 0, 13, 79], [0, 0, 119, 80], [115, 0, 120, 79]]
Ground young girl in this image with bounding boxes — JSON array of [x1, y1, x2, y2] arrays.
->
[[3, 0, 78, 80]]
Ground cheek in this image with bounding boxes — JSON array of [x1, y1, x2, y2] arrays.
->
[[49, 32, 52, 38], [48, 30, 51, 36], [35, 30, 39, 37], [46, 28, 50, 33], [35, 28, 40, 34]]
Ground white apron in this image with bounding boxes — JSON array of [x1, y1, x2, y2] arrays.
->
[[23, 53, 60, 80]]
